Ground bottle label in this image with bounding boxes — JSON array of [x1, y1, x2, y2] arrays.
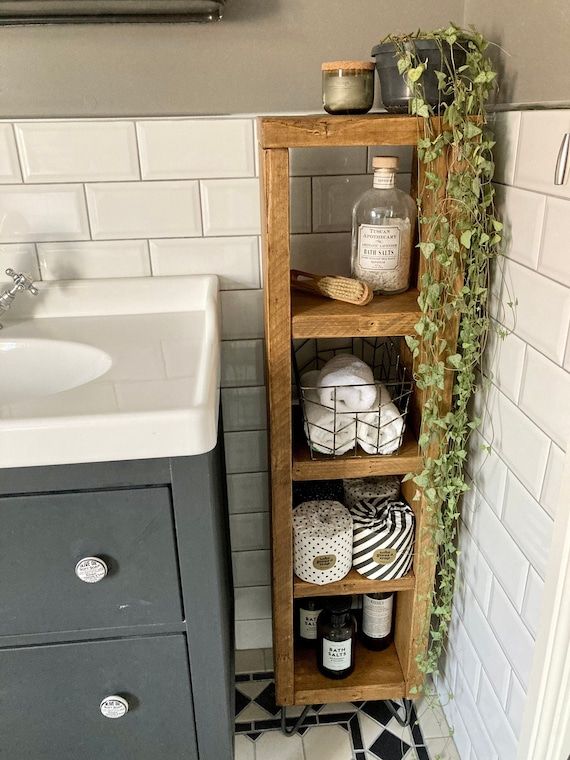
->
[[300, 608, 321, 640], [372, 548, 397, 565], [362, 595, 393, 639], [322, 638, 352, 671], [313, 554, 336, 570], [357, 224, 401, 271]]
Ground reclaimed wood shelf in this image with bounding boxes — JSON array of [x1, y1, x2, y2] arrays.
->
[[291, 289, 421, 339], [292, 427, 422, 481], [294, 641, 405, 704], [294, 568, 415, 599], [259, 114, 459, 707]]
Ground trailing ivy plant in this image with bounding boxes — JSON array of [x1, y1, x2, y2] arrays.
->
[[386, 26, 502, 683]]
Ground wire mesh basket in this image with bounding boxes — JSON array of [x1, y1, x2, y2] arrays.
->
[[293, 337, 413, 459]]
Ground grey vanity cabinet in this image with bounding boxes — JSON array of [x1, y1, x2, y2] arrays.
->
[[1, 635, 198, 760], [0, 487, 182, 635], [0, 447, 234, 760]]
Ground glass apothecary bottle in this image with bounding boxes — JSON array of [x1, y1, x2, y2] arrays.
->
[[317, 596, 356, 679], [351, 156, 417, 294], [296, 598, 323, 646], [360, 592, 394, 651], [322, 61, 375, 115]]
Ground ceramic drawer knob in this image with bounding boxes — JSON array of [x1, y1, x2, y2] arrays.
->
[[100, 696, 129, 719], [75, 556, 108, 584]]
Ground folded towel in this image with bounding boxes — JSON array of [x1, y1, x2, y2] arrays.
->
[[293, 500, 353, 585], [356, 384, 404, 455], [302, 389, 356, 455], [317, 354, 378, 413]]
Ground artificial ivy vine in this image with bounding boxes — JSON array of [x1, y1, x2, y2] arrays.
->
[[389, 25, 502, 682]]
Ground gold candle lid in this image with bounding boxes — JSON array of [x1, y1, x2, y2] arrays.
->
[[322, 60, 375, 71]]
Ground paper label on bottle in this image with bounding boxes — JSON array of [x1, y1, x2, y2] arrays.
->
[[313, 554, 336, 571], [372, 548, 397, 565], [322, 638, 352, 671], [362, 595, 393, 639], [300, 608, 322, 640], [357, 224, 401, 271]]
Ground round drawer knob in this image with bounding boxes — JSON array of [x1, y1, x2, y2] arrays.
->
[[100, 695, 129, 719], [75, 556, 108, 584]]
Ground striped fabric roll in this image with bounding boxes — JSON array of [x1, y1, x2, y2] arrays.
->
[[350, 500, 415, 580], [343, 476, 400, 511]]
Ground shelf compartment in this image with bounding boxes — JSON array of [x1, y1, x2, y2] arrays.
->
[[292, 426, 422, 481], [291, 289, 421, 339], [294, 640, 405, 704], [294, 568, 415, 598]]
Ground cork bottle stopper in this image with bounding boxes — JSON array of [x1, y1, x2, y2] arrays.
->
[[372, 156, 399, 170]]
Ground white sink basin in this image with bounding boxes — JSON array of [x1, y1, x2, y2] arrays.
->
[[0, 338, 112, 405], [0, 275, 220, 469]]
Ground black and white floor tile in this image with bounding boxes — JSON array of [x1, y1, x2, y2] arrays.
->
[[234, 673, 456, 760]]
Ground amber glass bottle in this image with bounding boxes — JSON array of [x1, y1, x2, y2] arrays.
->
[[360, 592, 394, 651]]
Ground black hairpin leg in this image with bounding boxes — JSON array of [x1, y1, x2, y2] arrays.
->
[[280, 705, 312, 736], [385, 698, 414, 727]]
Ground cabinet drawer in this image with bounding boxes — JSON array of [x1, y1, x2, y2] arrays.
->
[[0, 487, 182, 635], [0, 635, 197, 760]]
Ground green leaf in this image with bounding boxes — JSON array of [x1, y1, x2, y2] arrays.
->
[[460, 230, 473, 248], [407, 63, 426, 83], [464, 122, 482, 139], [447, 353, 462, 369], [435, 70, 448, 90], [419, 241, 436, 258]]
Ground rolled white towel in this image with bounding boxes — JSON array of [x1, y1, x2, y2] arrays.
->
[[357, 385, 405, 455], [317, 353, 378, 413], [301, 371, 356, 455]]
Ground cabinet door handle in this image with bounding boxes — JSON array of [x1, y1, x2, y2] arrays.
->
[[555, 133, 570, 186], [100, 695, 129, 719], [75, 556, 108, 583]]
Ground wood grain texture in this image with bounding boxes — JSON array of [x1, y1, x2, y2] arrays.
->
[[292, 427, 422, 481], [260, 145, 295, 705], [294, 568, 415, 598], [291, 289, 421, 339], [294, 641, 405, 704], [259, 115, 440, 148]]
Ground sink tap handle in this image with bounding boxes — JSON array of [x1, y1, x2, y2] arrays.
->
[[5, 268, 39, 295]]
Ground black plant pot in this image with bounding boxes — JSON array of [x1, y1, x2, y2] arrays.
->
[[371, 40, 467, 113]]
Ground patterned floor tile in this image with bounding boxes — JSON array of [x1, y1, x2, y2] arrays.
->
[[237, 679, 271, 701], [234, 734, 255, 760], [254, 681, 280, 716], [235, 688, 250, 718], [361, 700, 395, 726], [357, 711, 384, 748], [237, 702, 275, 722], [368, 728, 411, 760], [256, 730, 304, 760], [303, 724, 354, 760]]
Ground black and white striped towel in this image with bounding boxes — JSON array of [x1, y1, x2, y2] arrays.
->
[[350, 499, 415, 580]]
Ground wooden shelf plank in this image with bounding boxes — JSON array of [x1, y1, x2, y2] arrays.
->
[[294, 640, 405, 704], [258, 114, 438, 149], [292, 427, 422, 481], [291, 289, 421, 339], [294, 568, 415, 598]]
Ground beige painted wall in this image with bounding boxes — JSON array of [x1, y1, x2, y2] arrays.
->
[[0, 0, 462, 117], [464, 0, 570, 105]]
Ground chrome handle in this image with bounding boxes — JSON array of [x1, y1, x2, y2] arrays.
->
[[75, 556, 108, 583], [5, 268, 39, 295], [555, 133, 570, 186], [100, 695, 129, 719]]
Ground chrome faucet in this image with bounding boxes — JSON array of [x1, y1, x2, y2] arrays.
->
[[0, 268, 39, 328]]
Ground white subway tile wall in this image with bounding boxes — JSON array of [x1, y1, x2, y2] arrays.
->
[[441, 110, 570, 760]]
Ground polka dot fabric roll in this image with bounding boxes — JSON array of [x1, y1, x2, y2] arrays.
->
[[293, 501, 353, 585]]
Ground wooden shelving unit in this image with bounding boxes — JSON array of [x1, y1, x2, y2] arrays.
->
[[259, 114, 457, 707]]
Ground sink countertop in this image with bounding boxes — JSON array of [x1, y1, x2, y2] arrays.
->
[[0, 275, 220, 469]]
